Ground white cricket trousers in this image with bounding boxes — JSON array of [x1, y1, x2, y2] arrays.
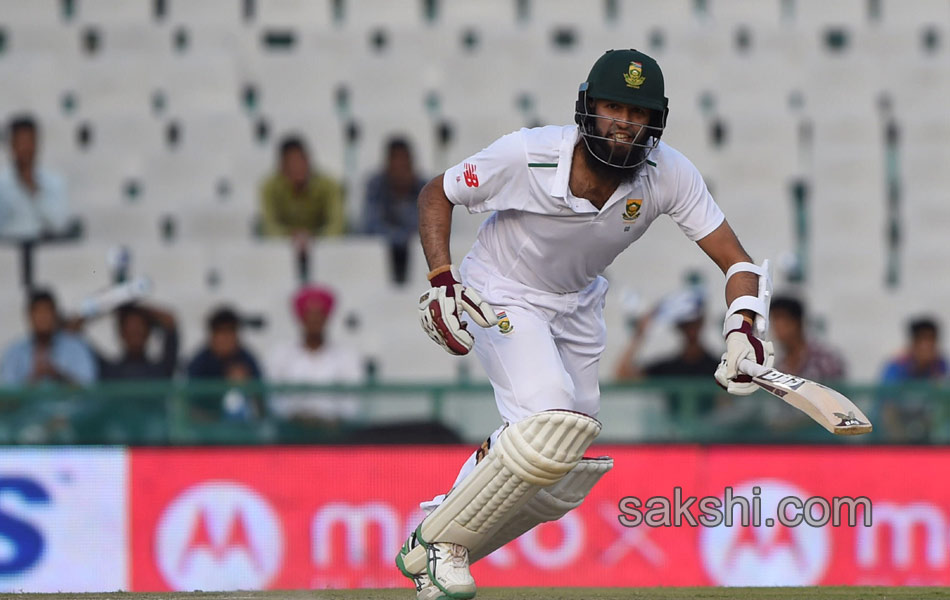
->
[[462, 256, 609, 423], [421, 257, 608, 511]]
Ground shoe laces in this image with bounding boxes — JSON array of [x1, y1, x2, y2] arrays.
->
[[413, 572, 429, 592], [448, 543, 468, 567]]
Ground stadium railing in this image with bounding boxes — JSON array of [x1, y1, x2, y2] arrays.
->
[[0, 379, 947, 446]]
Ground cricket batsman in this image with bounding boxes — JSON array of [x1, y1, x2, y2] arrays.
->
[[396, 49, 775, 599]]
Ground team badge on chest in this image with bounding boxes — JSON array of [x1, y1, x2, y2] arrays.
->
[[623, 198, 643, 222], [496, 311, 513, 334]]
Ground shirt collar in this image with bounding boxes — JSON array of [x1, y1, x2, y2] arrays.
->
[[550, 126, 579, 199]]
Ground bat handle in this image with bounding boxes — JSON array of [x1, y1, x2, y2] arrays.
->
[[738, 358, 768, 377]]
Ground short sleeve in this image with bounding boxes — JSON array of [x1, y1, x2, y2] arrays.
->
[[0, 344, 24, 385], [59, 337, 98, 385], [666, 154, 725, 241], [41, 171, 72, 232], [443, 130, 526, 213], [339, 347, 364, 384]]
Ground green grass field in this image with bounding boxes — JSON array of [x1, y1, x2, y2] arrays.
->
[[4, 589, 948, 600]]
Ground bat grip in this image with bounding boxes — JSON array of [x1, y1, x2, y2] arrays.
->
[[738, 358, 768, 377]]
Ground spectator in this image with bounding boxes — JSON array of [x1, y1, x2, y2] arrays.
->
[[0, 115, 73, 240], [186, 306, 263, 420], [362, 136, 426, 285], [614, 289, 722, 417], [882, 317, 947, 381], [770, 296, 847, 381], [879, 317, 947, 442], [259, 136, 345, 242], [1, 288, 97, 386], [97, 303, 179, 380], [266, 285, 363, 424]]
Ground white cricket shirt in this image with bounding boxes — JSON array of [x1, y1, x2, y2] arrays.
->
[[443, 125, 725, 294], [265, 341, 363, 420]]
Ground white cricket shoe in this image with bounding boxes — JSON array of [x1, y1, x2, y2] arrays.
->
[[424, 542, 476, 599], [396, 527, 475, 599], [412, 571, 446, 600]]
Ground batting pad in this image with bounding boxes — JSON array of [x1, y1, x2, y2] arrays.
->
[[469, 456, 613, 563], [397, 410, 602, 575]]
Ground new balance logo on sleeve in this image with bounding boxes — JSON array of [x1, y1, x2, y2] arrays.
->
[[463, 163, 479, 188]]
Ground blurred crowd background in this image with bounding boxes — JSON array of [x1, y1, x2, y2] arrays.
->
[[1, 0, 949, 445]]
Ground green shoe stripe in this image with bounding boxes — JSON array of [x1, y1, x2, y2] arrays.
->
[[424, 544, 476, 599]]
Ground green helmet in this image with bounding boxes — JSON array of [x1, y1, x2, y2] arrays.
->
[[575, 49, 670, 168]]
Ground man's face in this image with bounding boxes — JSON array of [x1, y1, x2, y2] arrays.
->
[[300, 305, 328, 337], [120, 312, 150, 355], [581, 98, 653, 176], [592, 98, 652, 146], [11, 127, 37, 168], [29, 300, 57, 338], [910, 330, 939, 367], [281, 147, 310, 187], [386, 147, 413, 188], [676, 318, 704, 345], [210, 325, 239, 358], [770, 310, 801, 349]]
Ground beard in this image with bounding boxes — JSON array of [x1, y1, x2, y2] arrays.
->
[[581, 134, 649, 185]]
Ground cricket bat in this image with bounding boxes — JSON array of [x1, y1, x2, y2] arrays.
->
[[739, 359, 872, 435]]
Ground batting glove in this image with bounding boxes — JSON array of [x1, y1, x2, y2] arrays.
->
[[419, 265, 498, 355], [714, 320, 775, 395]]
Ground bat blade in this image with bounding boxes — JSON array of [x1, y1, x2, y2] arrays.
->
[[740, 361, 872, 435]]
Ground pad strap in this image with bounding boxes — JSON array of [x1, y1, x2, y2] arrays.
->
[[722, 259, 772, 337], [725, 261, 767, 282]]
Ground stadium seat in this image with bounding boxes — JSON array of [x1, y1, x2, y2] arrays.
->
[[518, 0, 611, 29], [74, 57, 157, 118], [163, 109, 252, 157], [902, 144, 950, 234], [152, 54, 240, 113], [90, 22, 169, 56], [141, 149, 230, 209], [851, 22, 922, 58], [0, 0, 59, 26], [881, 0, 950, 27], [245, 55, 338, 120], [30, 242, 117, 308], [75, 0, 153, 25], [1, 23, 80, 59], [254, 0, 333, 29], [622, 0, 699, 25], [0, 56, 76, 117], [338, 0, 425, 28], [166, 0, 245, 28], [0, 244, 23, 291], [658, 23, 731, 68], [74, 112, 162, 160], [439, 0, 518, 27], [793, 0, 868, 28], [707, 0, 782, 27], [660, 111, 709, 164], [887, 59, 950, 114]]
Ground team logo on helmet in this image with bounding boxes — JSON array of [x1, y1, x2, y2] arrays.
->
[[623, 198, 643, 222], [623, 62, 646, 89]]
